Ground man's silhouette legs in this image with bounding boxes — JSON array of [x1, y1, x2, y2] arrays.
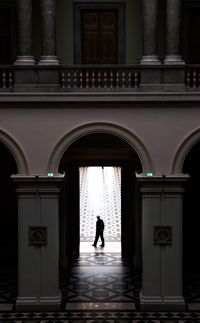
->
[[100, 231, 104, 247], [92, 231, 104, 247]]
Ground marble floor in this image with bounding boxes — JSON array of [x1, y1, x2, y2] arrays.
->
[[60, 252, 141, 309], [1, 256, 200, 322]]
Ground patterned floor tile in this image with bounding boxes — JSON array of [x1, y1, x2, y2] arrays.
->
[[60, 253, 140, 305]]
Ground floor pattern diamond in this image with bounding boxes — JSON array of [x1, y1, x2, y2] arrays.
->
[[60, 253, 141, 306], [1, 254, 200, 321]]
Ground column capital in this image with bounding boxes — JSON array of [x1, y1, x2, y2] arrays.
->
[[136, 174, 189, 195], [12, 174, 64, 196]]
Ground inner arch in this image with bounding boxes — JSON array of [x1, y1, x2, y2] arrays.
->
[[59, 132, 142, 261], [48, 122, 153, 174]]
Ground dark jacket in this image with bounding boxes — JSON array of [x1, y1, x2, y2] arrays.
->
[[96, 219, 104, 232]]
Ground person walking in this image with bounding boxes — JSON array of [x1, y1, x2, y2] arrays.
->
[[92, 216, 105, 248]]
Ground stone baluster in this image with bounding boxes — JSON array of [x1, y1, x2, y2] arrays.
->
[[164, 0, 184, 64], [39, 0, 59, 65], [140, 0, 160, 64], [15, 0, 35, 65]]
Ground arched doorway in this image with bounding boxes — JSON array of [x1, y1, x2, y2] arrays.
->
[[182, 140, 200, 269], [182, 140, 200, 306], [58, 133, 142, 268], [0, 142, 18, 264], [0, 141, 18, 305]]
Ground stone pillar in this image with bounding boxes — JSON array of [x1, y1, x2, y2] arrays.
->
[[12, 175, 64, 310], [140, 0, 160, 64], [15, 0, 35, 65], [137, 174, 188, 311], [164, 0, 184, 64], [39, 0, 59, 65]]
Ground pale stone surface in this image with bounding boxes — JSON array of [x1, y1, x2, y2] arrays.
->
[[137, 175, 188, 311], [13, 175, 63, 310]]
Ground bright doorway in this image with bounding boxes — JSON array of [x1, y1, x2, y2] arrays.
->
[[79, 166, 121, 253]]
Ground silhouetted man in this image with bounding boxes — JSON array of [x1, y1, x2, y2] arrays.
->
[[92, 216, 105, 248]]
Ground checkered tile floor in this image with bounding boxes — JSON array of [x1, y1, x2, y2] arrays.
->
[[60, 253, 141, 306], [1, 255, 200, 322]]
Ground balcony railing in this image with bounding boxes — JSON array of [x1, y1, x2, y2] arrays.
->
[[186, 66, 200, 89], [60, 65, 140, 90], [0, 64, 200, 92], [0, 66, 14, 90]]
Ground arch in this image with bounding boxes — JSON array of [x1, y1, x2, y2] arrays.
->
[[0, 129, 29, 174], [48, 122, 153, 174], [172, 128, 200, 174]]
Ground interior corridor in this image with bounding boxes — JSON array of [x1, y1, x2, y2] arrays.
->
[[80, 166, 121, 249]]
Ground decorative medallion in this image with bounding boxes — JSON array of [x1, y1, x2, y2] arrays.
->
[[154, 226, 172, 245], [29, 226, 47, 246]]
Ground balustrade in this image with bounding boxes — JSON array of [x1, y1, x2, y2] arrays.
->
[[0, 64, 200, 91], [0, 67, 13, 90], [60, 66, 140, 90], [186, 67, 200, 89]]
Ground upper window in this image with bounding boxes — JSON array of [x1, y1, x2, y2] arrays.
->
[[187, 8, 200, 63], [0, 3, 16, 64], [81, 10, 118, 64], [74, 2, 125, 64]]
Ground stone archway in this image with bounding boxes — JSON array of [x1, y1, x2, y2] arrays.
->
[[48, 122, 153, 175], [0, 128, 29, 175], [57, 129, 144, 273], [171, 128, 200, 174]]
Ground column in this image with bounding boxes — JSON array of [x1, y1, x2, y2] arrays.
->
[[12, 175, 64, 310], [140, 0, 160, 64], [137, 174, 188, 311], [39, 0, 59, 65], [15, 0, 35, 65], [164, 0, 184, 64]]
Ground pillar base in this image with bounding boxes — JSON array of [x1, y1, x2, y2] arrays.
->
[[16, 292, 61, 311], [164, 55, 185, 65], [38, 56, 59, 65], [14, 56, 35, 65], [140, 291, 186, 311], [140, 55, 161, 65]]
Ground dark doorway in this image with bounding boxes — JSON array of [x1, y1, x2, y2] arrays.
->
[[0, 4, 16, 64], [73, 2, 125, 64], [0, 143, 18, 267], [188, 9, 200, 63], [182, 140, 200, 305], [81, 10, 118, 64], [182, 5, 200, 64], [59, 133, 142, 268], [183, 140, 200, 269]]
